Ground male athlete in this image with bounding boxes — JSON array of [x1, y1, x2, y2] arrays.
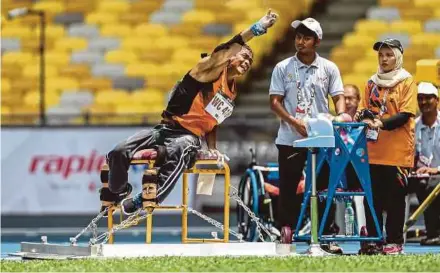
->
[[100, 10, 279, 215]]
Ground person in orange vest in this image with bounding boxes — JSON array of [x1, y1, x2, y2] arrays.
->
[[100, 10, 279, 215]]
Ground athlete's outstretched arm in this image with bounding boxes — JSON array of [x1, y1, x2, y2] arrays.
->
[[190, 9, 278, 80]]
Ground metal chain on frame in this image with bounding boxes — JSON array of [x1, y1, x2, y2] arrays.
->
[[70, 207, 109, 245], [229, 185, 276, 242], [74, 185, 276, 245]]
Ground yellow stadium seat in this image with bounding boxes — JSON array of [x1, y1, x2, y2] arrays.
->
[[169, 23, 201, 37], [130, 1, 163, 14], [354, 59, 378, 75], [33, 1, 64, 13], [24, 91, 60, 107], [226, 0, 255, 11], [342, 34, 376, 48], [23, 64, 58, 78], [46, 77, 79, 92], [389, 20, 422, 34], [399, 8, 433, 21], [65, 1, 96, 13], [138, 48, 174, 64], [97, 1, 130, 13], [55, 37, 87, 51], [126, 63, 160, 77], [172, 49, 202, 65], [79, 78, 112, 91], [414, 0, 439, 8], [86, 12, 118, 25], [194, 0, 225, 10], [101, 24, 133, 37], [435, 8, 440, 18], [131, 89, 165, 104], [154, 36, 190, 50], [411, 33, 440, 48], [188, 36, 219, 51], [2, 52, 35, 66], [2, 79, 11, 93], [146, 75, 176, 91], [121, 38, 159, 51], [116, 104, 163, 114], [95, 90, 130, 105], [182, 9, 216, 26], [2, 106, 11, 115], [1, 26, 34, 39], [45, 51, 70, 66], [215, 10, 246, 24], [119, 12, 149, 26], [416, 59, 440, 85], [330, 46, 366, 63], [134, 23, 168, 37], [2, 92, 24, 107], [2, 64, 22, 79], [354, 20, 389, 36], [105, 50, 138, 64], [34, 24, 65, 39], [379, 0, 413, 8], [342, 74, 369, 93], [58, 65, 90, 79]]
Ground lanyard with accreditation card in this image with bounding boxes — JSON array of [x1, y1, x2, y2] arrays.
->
[[293, 60, 316, 120], [366, 86, 390, 142]]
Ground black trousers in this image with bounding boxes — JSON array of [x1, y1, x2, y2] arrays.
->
[[106, 124, 201, 203], [416, 180, 440, 239], [276, 145, 335, 234], [364, 164, 407, 244]]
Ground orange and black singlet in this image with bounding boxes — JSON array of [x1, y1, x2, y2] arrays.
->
[[162, 67, 236, 137]]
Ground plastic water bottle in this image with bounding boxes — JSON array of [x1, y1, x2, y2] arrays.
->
[[345, 200, 355, 236]]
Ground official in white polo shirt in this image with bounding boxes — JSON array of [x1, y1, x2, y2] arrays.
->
[[269, 17, 346, 252], [414, 82, 440, 245]]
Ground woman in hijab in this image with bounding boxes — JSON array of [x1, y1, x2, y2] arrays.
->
[[355, 39, 418, 255]]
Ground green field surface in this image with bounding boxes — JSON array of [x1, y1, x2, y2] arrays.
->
[[2, 255, 440, 272]]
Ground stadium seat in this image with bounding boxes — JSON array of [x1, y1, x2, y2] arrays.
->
[[411, 33, 440, 49], [425, 19, 440, 33], [414, 0, 439, 9], [121, 38, 160, 51], [119, 12, 150, 26], [58, 64, 90, 79], [389, 20, 423, 35], [1, 64, 22, 79], [342, 34, 376, 48], [68, 23, 100, 38], [379, 0, 413, 9], [134, 23, 169, 37], [2, 79, 11, 94], [399, 7, 433, 21], [366, 7, 400, 22], [436, 47, 440, 58], [35, 25, 65, 39], [95, 90, 130, 105], [131, 89, 166, 104], [105, 50, 138, 64], [88, 37, 121, 52], [125, 63, 160, 77], [86, 12, 118, 25], [79, 77, 113, 91], [23, 64, 58, 78], [101, 24, 133, 38], [1, 26, 34, 39], [33, 1, 65, 13], [354, 59, 378, 75], [92, 64, 125, 78], [59, 90, 94, 107], [1, 38, 21, 52], [46, 77, 79, 92], [354, 20, 389, 36], [24, 91, 60, 108], [46, 51, 70, 66], [97, 1, 130, 14], [342, 74, 369, 93], [163, 0, 194, 12], [71, 51, 104, 65], [181, 10, 215, 28], [2, 52, 35, 66], [55, 37, 88, 51]]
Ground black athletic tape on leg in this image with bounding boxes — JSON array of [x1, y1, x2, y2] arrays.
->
[[154, 146, 167, 167]]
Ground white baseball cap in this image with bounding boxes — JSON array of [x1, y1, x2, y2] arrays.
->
[[418, 82, 439, 98], [291, 17, 323, 40]]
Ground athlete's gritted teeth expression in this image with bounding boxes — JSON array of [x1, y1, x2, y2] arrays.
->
[[229, 48, 253, 76]]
